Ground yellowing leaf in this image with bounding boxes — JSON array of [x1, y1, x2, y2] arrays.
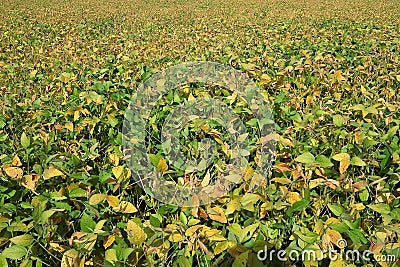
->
[[109, 153, 119, 166], [9, 234, 34, 246], [260, 201, 273, 219], [43, 166, 64, 180], [295, 152, 315, 164], [126, 220, 146, 245], [201, 170, 211, 187], [214, 241, 230, 255], [89, 194, 107, 205], [113, 201, 138, 213], [105, 196, 119, 207], [326, 229, 342, 247], [21, 132, 30, 148], [339, 160, 350, 174], [354, 203, 365, 211], [169, 231, 184, 242], [271, 177, 292, 184], [61, 249, 79, 267], [156, 158, 168, 173], [287, 192, 301, 204], [332, 153, 350, 162], [332, 153, 351, 174], [207, 206, 227, 223], [12, 155, 22, 167], [112, 166, 124, 180], [21, 174, 40, 192], [350, 156, 366, 167], [334, 70, 346, 82], [103, 234, 115, 249], [3, 166, 23, 179], [260, 74, 272, 85], [225, 198, 241, 215], [105, 249, 117, 263], [239, 223, 259, 243], [241, 193, 260, 211], [64, 122, 74, 131], [185, 225, 203, 237]]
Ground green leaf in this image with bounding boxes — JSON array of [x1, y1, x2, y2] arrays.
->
[[39, 209, 57, 224], [332, 114, 344, 126], [382, 126, 399, 141], [69, 188, 87, 198], [80, 213, 96, 232], [2, 245, 27, 259], [368, 204, 391, 215], [150, 214, 163, 227], [286, 200, 310, 216], [329, 223, 349, 233], [316, 155, 333, 168], [232, 250, 249, 267], [328, 204, 344, 216], [174, 256, 191, 267], [295, 152, 315, 164], [0, 255, 7, 267], [359, 189, 369, 202], [239, 223, 259, 243], [21, 132, 30, 148], [350, 156, 366, 166], [9, 234, 34, 246]]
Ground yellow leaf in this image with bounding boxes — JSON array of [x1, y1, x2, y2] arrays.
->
[[112, 166, 124, 180], [156, 158, 168, 173], [43, 166, 64, 180], [354, 203, 365, 211], [201, 170, 211, 187], [325, 218, 340, 225], [287, 192, 301, 204], [185, 225, 203, 237], [126, 220, 147, 245], [225, 198, 241, 215], [169, 231, 184, 242], [332, 153, 350, 162], [3, 166, 23, 179], [271, 177, 292, 184], [113, 201, 138, 213], [260, 74, 272, 85], [64, 122, 74, 131], [203, 228, 226, 241], [242, 166, 253, 182], [214, 241, 236, 255], [21, 174, 40, 191], [103, 234, 115, 249], [214, 241, 229, 255], [207, 206, 227, 223], [61, 249, 79, 267], [260, 201, 273, 219], [109, 153, 119, 166], [332, 153, 351, 174], [339, 160, 350, 174], [12, 155, 22, 167], [334, 70, 346, 82], [89, 194, 107, 205], [326, 229, 342, 247], [305, 58, 312, 65], [105, 196, 119, 207]]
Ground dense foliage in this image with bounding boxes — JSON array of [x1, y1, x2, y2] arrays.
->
[[1, 0, 400, 266]]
